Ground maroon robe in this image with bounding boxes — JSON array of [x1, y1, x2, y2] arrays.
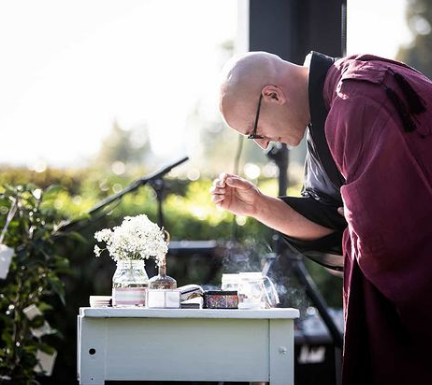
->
[[323, 55, 432, 384]]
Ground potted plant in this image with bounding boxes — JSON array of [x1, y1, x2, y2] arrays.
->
[[94, 214, 167, 307]]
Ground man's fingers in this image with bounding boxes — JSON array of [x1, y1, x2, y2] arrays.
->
[[211, 194, 224, 204], [225, 176, 240, 186], [210, 186, 226, 195], [225, 176, 251, 190], [216, 179, 226, 188], [212, 173, 230, 189], [211, 172, 245, 193], [210, 173, 251, 210], [337, 207, 344, 216], [216, 172, 234, 187]]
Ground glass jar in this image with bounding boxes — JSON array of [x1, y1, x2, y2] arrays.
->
[[237, 272, 280, 309], [112, 260, 149, 307], [237, 272, 266, 310], [221, 273, 240, 291]]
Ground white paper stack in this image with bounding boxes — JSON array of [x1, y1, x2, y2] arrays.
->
[[180, 297, 203, 309], [177, 284, 203, 301], [89, 296, 112, 307]]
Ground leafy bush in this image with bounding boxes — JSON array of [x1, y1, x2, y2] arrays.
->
[[0, 184, 72, 384]]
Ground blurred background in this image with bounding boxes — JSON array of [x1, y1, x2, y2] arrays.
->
[[0, 0, 430, 384]]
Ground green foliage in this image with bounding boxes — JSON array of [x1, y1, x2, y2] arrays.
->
[[0, 184, 72, 384], [0, 167, 342, 384], [397, 0, 432, 78]]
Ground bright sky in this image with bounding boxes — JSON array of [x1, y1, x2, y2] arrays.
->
[[0, 0, 237, 168], [347, 0, 412, 57], [0, 0, 412, 168]]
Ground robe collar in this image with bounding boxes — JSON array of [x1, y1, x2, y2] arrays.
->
[[307, 51, 334, 130], [306, 51, 345, 189]]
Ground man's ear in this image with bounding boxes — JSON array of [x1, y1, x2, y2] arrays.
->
[[262, 85, 286, 105]]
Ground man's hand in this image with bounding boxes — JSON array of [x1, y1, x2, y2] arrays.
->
[[210, 172, 261, 217], [211, 172, 335, 241]]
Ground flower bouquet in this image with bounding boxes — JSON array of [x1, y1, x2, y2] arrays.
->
[[94, 214, 168, 307]]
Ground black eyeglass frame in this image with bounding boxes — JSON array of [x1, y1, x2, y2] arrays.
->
[[247, 93, 265, 140]]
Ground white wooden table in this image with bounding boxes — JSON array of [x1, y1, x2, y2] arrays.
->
[[77, 307, 299, 385]]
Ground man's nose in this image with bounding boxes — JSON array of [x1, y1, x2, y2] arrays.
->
[[253, 138, 270, 150]]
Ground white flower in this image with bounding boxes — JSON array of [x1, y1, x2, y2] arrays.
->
[[93, 245, 102, 257], [93, 214, 168, 264]]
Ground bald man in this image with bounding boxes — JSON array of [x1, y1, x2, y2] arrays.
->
[[211, 51, 432, 385]]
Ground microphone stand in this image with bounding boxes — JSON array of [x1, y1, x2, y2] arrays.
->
[[56, 156, 189, 234], [148, 178, 165, 229]]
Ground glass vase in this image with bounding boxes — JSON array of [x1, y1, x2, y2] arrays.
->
[[112, 260, 149, 307]]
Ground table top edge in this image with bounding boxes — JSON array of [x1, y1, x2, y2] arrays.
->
[[79, 307, 300, 319]]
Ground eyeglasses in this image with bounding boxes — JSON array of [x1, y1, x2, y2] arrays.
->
[[247, 93, 265, 140]]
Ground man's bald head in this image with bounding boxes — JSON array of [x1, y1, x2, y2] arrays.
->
[[220, 52, 282, 97], [218, 51, 310, 148], [219, 52, 282, 122]]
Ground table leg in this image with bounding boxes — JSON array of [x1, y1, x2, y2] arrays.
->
[[78, 317, 107, 385], [269, 319, 295, 385]]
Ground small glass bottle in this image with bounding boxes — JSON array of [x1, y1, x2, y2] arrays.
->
[[112, 260, 149, 307], [148, 252, 177, 289], [148, 230, 176, 290]]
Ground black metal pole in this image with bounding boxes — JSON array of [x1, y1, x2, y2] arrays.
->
[[149, 178, 165, 229], [292, 256, 343, 348]]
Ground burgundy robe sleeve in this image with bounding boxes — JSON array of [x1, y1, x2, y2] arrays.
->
[[326, 75, 432, 366], [319, 54, 432, 384]]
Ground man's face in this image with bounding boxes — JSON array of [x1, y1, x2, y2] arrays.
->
[[243, 93, 282, 150], [235, 96, 304, 150]]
